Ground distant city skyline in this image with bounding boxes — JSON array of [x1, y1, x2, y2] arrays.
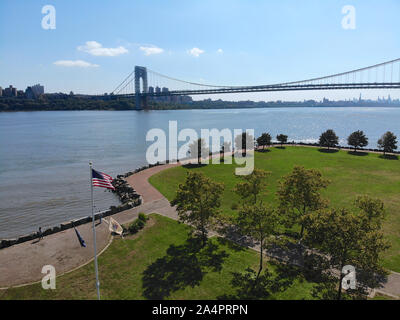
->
[[1, 0, 399, 101]]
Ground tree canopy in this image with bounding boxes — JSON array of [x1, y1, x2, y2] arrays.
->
[[304, 205, 390, 300], [236, 202, 279, 281], [319, 129, 339, 150], [377, 131, 398, 156], [171, 172, 224, 246], [277, 166, 330, 238], [234, 132, 254, 156], [256, 133, 271, 149], [234, 169, 271, 205], [347, 130, 368, 152], [276, 134, 288, 147], [188, 138, 209, 164]]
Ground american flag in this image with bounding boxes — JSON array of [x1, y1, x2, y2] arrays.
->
[[92, 169, 115, 190]]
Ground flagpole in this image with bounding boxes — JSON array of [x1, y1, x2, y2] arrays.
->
[[90, 161, 101, 300]]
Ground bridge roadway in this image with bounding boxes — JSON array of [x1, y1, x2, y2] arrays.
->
[[114, 82, 400, 98]]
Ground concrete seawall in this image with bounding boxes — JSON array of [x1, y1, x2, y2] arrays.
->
[[0, 161, 169, 250], [2, 142, 397, 250]]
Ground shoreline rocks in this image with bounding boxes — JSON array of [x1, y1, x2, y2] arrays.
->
[[0, 163, 166, 250], [2, 142, 396, 250]]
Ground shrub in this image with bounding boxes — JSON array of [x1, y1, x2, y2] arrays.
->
[[137, 219, 145, 228], [127, 216, 148, 234], [128, 222, 139, 234]]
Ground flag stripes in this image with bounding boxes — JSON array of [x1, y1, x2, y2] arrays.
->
[[92, 169, 115, 190]]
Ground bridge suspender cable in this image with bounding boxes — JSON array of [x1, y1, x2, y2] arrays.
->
[[111, 58, 400, 96]]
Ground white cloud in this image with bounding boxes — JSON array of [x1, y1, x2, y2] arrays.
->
[[53, 60, 99, 68], [139, 46, 164, 56], [187, 47, 205, 57], [77, 41, 128, 56], [217, 49, 223, 54]]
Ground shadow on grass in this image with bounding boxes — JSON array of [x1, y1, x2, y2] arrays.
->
[[318, 148, 339, 154], [216, 237, 245, 253], [275, 146, 286, 150], [182, 163, 208, 169], [347, 151, 369, 157], [379, 154, 399, 160], [217, 264, 295, 300], [141, 237, 229, 299], [255, 149, 271, 153]]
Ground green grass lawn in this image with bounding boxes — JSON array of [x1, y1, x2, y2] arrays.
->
[[0, 214, 316, 300], [149, 147, 400, 272]]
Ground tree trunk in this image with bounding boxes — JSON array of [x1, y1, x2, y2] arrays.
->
[[256, 240, 263, 282], [300, 224, 305, 239], [201, 226, 207, 248], [337, 271, 344, 300], [337, 258, 346, 300]]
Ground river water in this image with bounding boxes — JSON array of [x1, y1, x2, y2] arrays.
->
[[0, 107, 399, 238]]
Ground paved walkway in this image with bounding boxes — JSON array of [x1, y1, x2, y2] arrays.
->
[[1, 158, 399, 299], [0, 221, 111, 288], [0, 163, 179, 289]]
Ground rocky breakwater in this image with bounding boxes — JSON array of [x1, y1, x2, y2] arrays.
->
[[111, 176, 142, 208], [0, 162, 172, 249], [0, 176, 143, 250]]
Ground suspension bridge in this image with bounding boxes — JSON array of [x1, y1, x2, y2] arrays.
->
[[110, 58, 400, 110]]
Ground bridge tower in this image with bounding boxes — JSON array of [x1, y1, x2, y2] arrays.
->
[[134, 66, 148, 110]]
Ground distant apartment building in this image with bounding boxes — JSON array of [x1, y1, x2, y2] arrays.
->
[[31, 84, 44, 96], [148, 85, 192, 104], [25, 84, 44, 99], [3, 85, 17, 97]]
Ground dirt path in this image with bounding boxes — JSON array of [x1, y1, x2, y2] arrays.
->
[[1, 157, 399, 299]]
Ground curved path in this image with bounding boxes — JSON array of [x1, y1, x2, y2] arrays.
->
[[0, 163, 178, 289], [1, 156, 399, 299]]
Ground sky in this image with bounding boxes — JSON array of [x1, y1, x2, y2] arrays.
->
[[1, 0, 399, 101]]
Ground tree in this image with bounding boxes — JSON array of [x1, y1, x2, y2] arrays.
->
[[234, 132, 254, 156], [347, 130, 368, 152], [234, 169, 271, 205], [171, 172, 224, 247], [256, 133, 271, 150], [304, 207, 390, 300], [188, 138, 209, 164], [276, 134, 288, 147], [355, 195, 385, 230], [220, 141, 231, 162], [319, 129, 339, 150], [276, 166, 330, 239], [236, 202, 279, 282], [377, 131, 398, 156]]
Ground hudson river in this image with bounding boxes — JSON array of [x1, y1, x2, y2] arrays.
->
[[0, 107, 399, 238]]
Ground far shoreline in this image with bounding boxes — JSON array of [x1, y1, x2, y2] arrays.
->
[[1, 104, 400, 113]]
